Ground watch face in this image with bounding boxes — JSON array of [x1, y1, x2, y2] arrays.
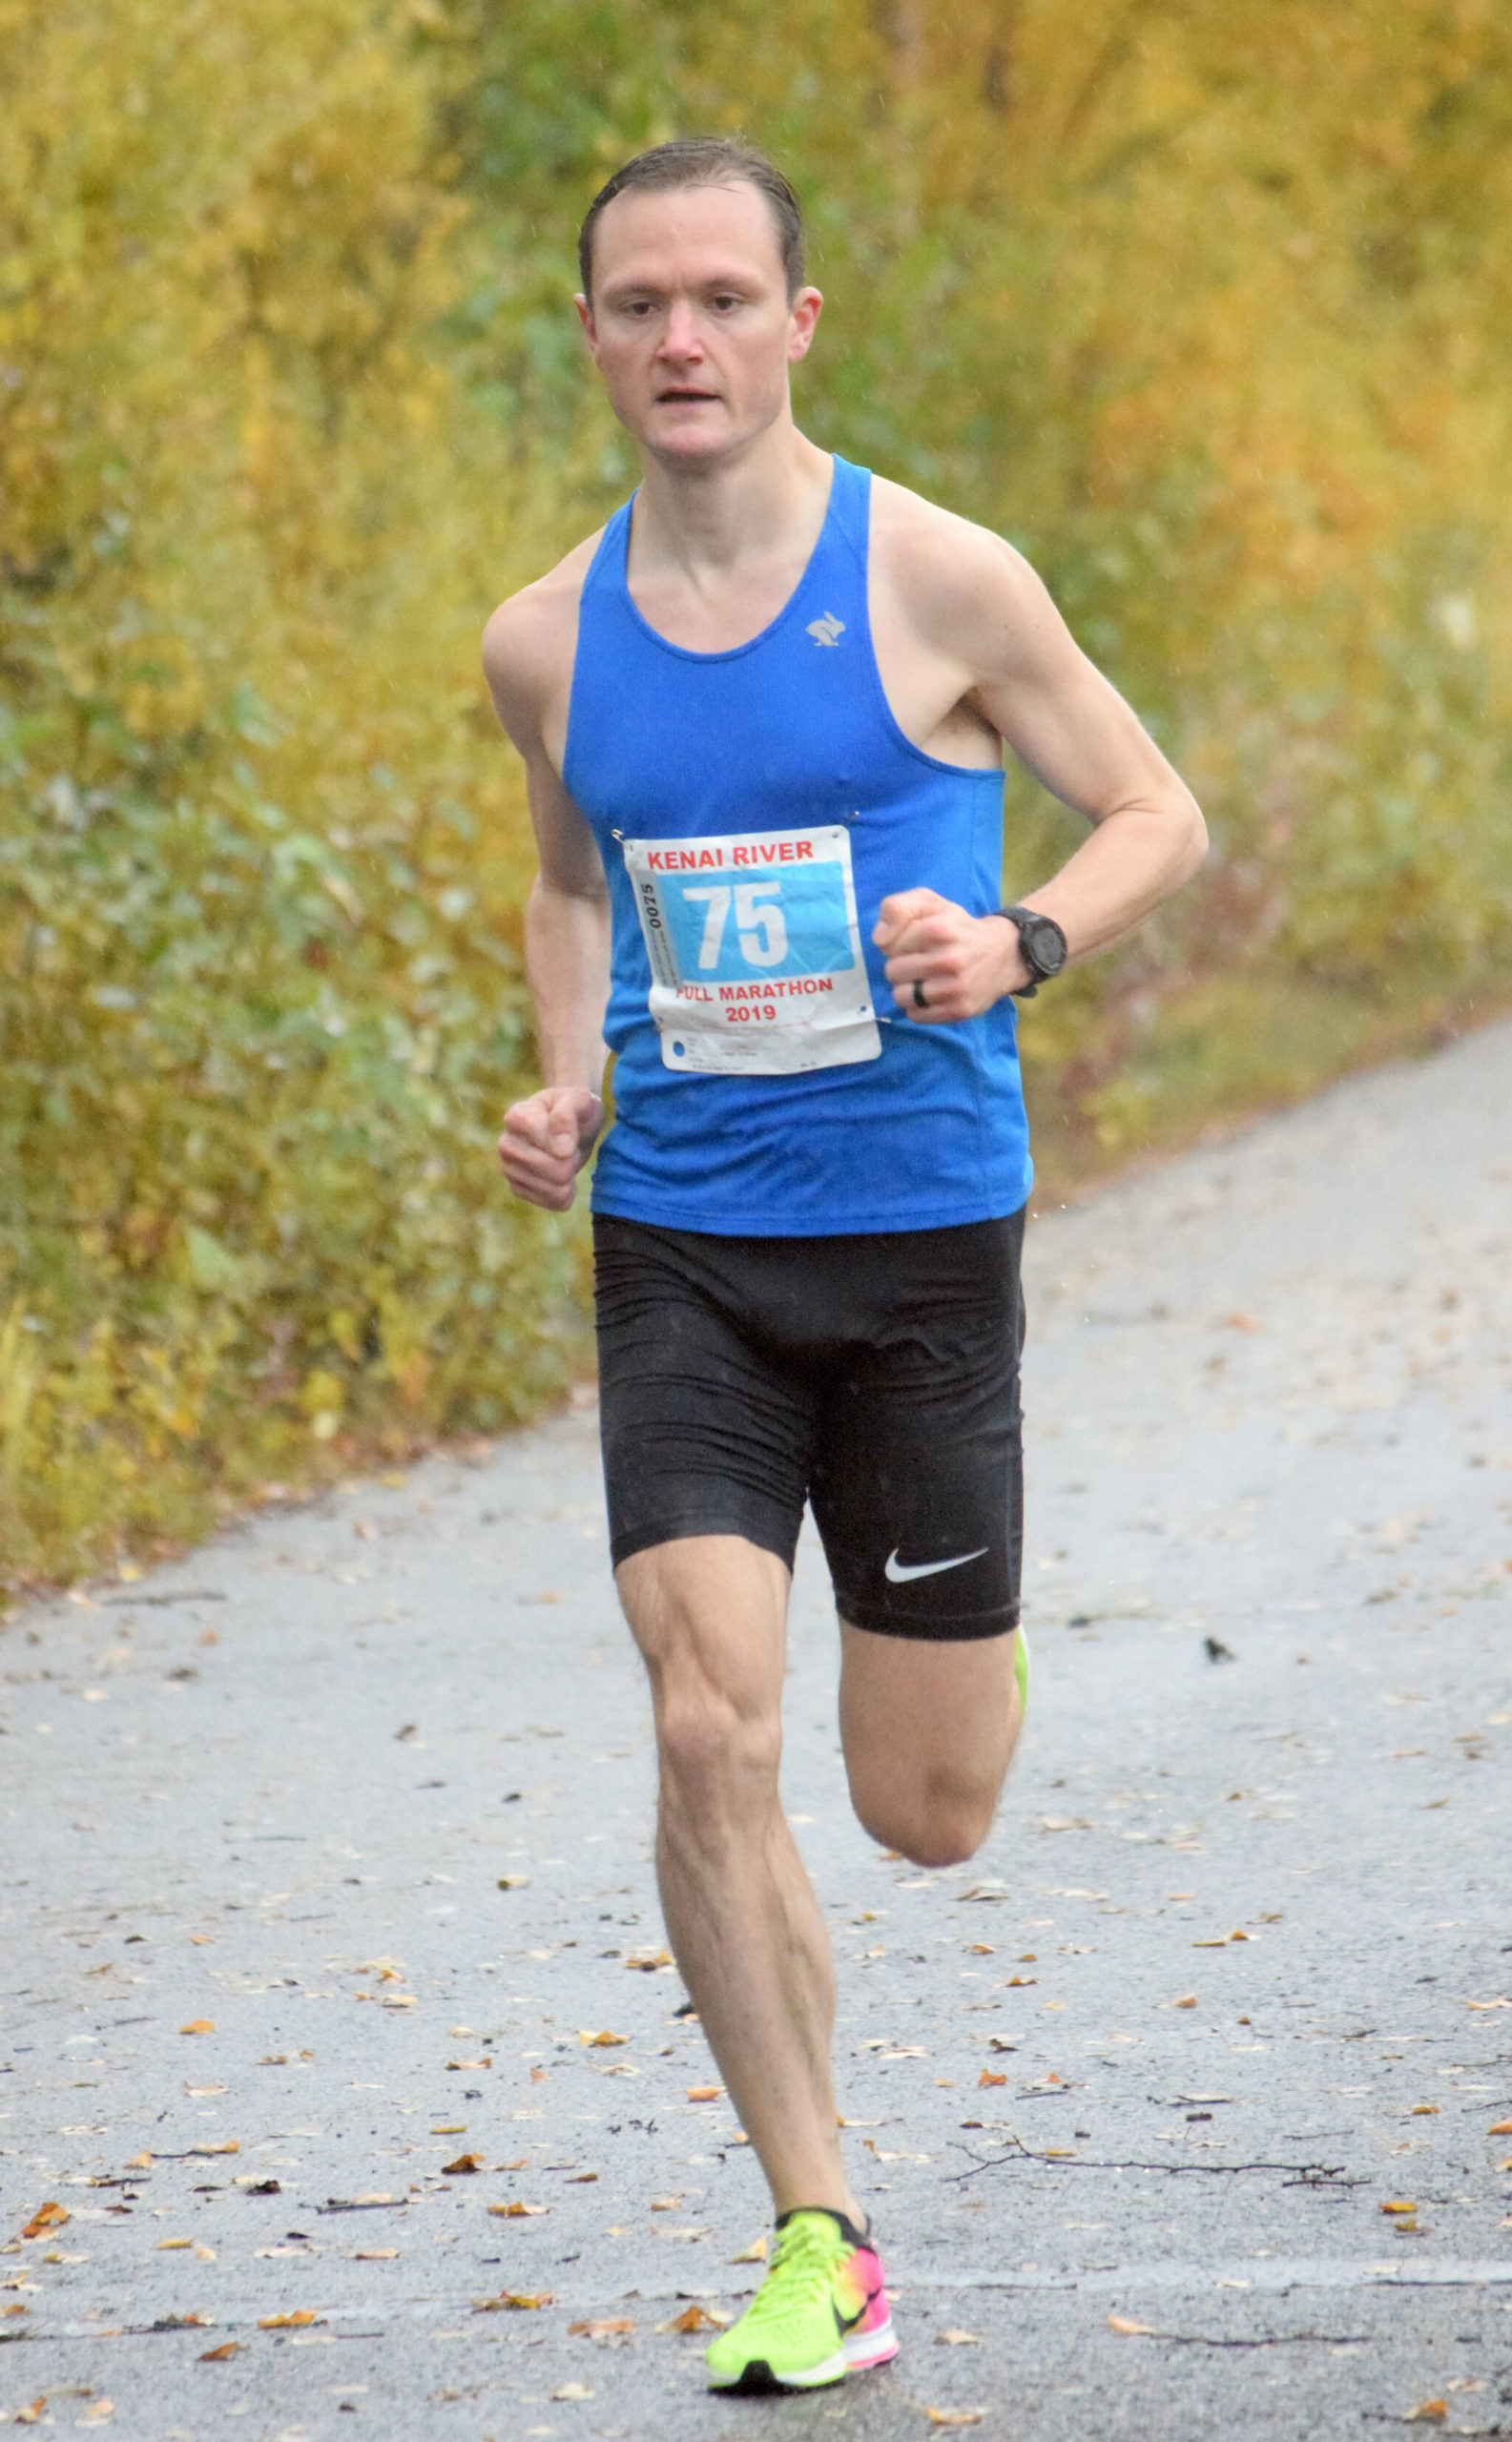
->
[[1021, 914, 1067, 977]]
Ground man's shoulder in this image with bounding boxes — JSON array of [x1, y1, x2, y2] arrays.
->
[[869, 473, 1045, 640], [481, 528, 607, 724]]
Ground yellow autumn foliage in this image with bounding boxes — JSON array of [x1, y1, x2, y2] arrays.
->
[[3, 0, 1510, 1583]]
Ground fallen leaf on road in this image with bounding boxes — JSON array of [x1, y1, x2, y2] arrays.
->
[[258, 2311, 322, 2329], [355, 2247, 399, 2260], [651, 2197, 682, 2211], [20, 2204, 68, 2239], [1381, 2200, 1418, 2215], [126, 2152, 153, 2169], [566, 2172, 598, 2184], [978, 2071, 1007, 2088], [578, 2030, 627, 2048], [179, 2019, 215, 2036], [686, 2085, 722, 2101], [156, 2238, 193, 2250], [937, 2329, 983, 2345], [729, 2233, 768, 2263], [1490, 2119, 1512, 2135], [473, 2290, 552, 2312], [1405, 2403, 1447, 2424], [1464, 1995, 1510, 2010], [13, 2403, 47, 2427], [925, 2411, 984, 2428], [488, 2202, 547, 2218], [198, 2343, 241, 2361], [529, 2066, 549, 2083], [495, 2157, 528, 2171], [447, 2059, 491, 2071], [382, 1994, 417, 2009], [1005, 1976, 1037, 1988], [190, 2141, 238, 2157], [80, 2401, 114, 2423], [1411, 2106, 1439, 2117], [569, 2317, 634, 2337], [626, 1950, 673, 1972], [442, 2154, 485, 2176], [496, 1875, 530, 1891], [553, 2382, 593, 2400], [1108, 2315, 1156, 2335], [658, 2303, 731, 2332], [1172, 1996, 1197, 2011]]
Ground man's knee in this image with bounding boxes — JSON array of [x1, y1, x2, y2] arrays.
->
[[656, 1684, 782, 1827], [848, 1763, 1003, 1871]]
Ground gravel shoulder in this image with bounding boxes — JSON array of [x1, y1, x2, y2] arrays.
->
[[4, 1021, 1511, 2440]]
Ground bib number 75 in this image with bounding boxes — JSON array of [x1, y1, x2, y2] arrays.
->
[[682, 880, 788, 970]]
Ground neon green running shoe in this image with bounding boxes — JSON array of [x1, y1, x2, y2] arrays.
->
[[705, 2207, 897, 2392], [1015, 1620, 1030, 1716]]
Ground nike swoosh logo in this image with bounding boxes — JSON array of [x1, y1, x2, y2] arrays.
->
[[884, 1546, 989, 1583]]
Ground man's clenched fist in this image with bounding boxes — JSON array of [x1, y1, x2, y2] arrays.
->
[[873, 888, 1028, 1023], [498, 1085, 605, 1211]]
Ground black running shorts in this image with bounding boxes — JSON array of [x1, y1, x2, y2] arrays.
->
[[592, 1209, 1025, 1640]]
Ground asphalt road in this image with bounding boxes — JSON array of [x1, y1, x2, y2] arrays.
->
[[4, 1020, 1512, 2442]]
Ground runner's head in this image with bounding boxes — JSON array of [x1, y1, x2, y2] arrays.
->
[[575, 138, 821, 467]]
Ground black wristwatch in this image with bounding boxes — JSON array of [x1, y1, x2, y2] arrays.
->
[[999, 904, 1068, 998]]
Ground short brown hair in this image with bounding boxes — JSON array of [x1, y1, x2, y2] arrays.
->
[[578, 138, 806, 302]]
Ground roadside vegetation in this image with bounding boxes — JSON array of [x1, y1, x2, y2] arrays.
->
[[4, 0, 1509, 1586]]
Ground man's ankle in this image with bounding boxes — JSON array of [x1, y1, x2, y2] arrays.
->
[[775, 2200, 871, 2244]]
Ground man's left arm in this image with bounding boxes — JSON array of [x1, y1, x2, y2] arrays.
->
[[876, 527, 1208, 1023]]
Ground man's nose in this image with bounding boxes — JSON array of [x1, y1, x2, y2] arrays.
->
[[659, 300, 704, 361]]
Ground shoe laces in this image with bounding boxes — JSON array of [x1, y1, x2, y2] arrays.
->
[[746, 2213, 845, 2323]]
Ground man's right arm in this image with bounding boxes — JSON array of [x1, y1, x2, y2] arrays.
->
[[482, 566, 611, 1213]]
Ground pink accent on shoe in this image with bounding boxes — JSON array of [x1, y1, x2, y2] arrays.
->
[[842, 2245, 900, 2370]]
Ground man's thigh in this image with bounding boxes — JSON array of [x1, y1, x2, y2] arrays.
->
[[838, 1618, 1024, 1786], [808, 1209, 1025, 1642], [593, 1213, 818, 1577], [615, 1533, 792, 1725]]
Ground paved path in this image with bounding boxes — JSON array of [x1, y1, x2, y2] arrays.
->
[[4, 1022, 1512, 2442]]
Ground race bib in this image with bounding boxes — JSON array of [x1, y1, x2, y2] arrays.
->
[[622, 823, 881, 1075]]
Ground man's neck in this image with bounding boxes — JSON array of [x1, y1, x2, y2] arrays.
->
[[631, 420, 833, 585]]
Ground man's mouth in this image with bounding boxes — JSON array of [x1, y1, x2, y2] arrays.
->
[[656, 386, 719, 405]]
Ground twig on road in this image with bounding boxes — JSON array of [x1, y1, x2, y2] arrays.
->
[[946, 2139, 1357, 2187]]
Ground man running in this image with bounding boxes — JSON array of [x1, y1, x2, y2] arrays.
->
[[484, 137, 1206, 2393]]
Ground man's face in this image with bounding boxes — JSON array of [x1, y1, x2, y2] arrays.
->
[[577, 180, 821, 467]]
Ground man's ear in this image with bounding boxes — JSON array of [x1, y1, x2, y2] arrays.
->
[[574, 293, 598, 360], [787, 285, 823, 366]]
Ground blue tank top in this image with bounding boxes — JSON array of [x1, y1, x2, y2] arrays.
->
[[562, 455, 1033, 1237]]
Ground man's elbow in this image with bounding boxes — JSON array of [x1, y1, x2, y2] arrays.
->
[[1170, 789, 1208, 889]]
